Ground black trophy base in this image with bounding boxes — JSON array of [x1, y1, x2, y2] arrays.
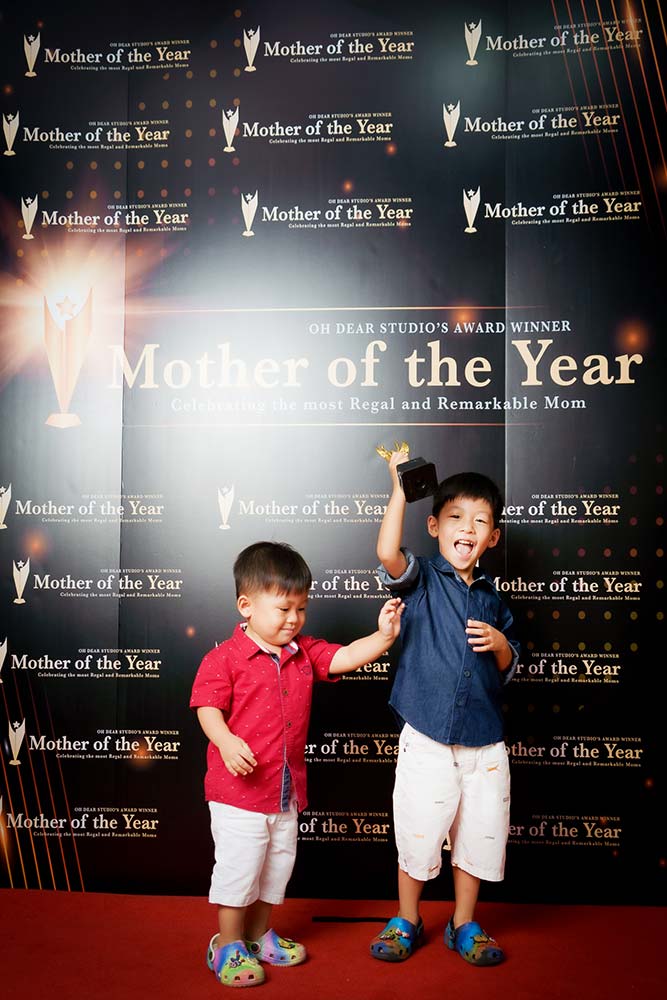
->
[[397, 458, 439, 503]]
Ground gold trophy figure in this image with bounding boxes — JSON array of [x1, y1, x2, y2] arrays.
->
[[376, 442, 438, 502]]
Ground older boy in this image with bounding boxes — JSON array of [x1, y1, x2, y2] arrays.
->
[[191, 541, 403, 988], [370, 450, 519, 967]]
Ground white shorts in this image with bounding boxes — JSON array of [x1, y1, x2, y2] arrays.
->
[[208, 799, 298, 907], [393, 723, 510, 883]]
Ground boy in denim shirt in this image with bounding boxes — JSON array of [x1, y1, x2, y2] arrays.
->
[[370, 450, 519, 967]]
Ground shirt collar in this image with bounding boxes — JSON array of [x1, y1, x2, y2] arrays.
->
[[429, 551, 493, 587], [231, 622, 300, 660]]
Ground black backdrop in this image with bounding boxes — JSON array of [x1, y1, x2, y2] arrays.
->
[[0, 0, 664, 905]]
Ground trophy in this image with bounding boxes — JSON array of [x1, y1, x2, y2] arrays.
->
[[13, 558, 30, 604], [443, 102, 460, 147], [21, 195, 38, 239], [0, 484, 11, 528], [218, 485, 234, 529], [44, 289, 92, 427], [241, 191, 258, 237], [9, 720, 25, 765], [463, 187, 480, 233], [24, 33, 40, 77], [464, 20, 482, 66], [244, 27, 260, 72], [376, 441, 438, 503], [222, 107, 239, 152], [3, 112, 19, 155], [0, 637, 6, 683]]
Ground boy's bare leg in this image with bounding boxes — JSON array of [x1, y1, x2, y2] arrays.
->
[[452, 866, 480, 927], [217, 904, 247, 945], [244, 899, 273, 941], [398, 865, 425, 925]]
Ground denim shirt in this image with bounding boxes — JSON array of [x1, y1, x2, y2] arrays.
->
[[378, 549, 520, 748]]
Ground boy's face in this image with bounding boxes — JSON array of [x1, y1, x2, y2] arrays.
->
[[427, 495, 499, 583], [237, 588, 309, 653]]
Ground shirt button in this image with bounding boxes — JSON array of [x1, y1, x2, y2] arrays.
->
[[464, 670, 471, 678], [457, 699, 465, 706], [286, 721, 292, 728], [283, 689, 288, 696]]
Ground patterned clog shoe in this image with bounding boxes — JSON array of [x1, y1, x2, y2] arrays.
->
[[207, 936, 266, 987], [370, 916, 424, 962], [445, 918, 505, 966], [245, 928, 306, 966]]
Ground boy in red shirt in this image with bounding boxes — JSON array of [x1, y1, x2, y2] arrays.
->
[[191, 541, 403, 988]]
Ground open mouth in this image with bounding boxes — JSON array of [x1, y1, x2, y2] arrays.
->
[[454, 539, 475, 558]]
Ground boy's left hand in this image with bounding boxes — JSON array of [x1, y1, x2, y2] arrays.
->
[[378, 597, 405, 640], [466, 619, 507, 655]]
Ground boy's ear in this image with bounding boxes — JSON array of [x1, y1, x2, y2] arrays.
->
[[487, 527, 501, 549], [427, 514, 439, 537], [237, 594, 252, 619]]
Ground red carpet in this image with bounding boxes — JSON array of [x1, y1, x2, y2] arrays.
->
[[2, 891, 664, 999]]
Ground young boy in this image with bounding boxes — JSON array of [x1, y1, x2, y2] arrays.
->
[[191, 540, 404, 988], [369, 450, 519, 967]]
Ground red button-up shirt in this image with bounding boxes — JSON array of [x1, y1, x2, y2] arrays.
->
[[190, 624, 341, 813]]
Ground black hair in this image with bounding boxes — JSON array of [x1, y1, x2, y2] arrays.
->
[[431, 472, 503, 525], [233, 541, 312, 597]]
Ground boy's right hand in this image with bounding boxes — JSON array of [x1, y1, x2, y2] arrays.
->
[[218, 733, 257, 776], [388, 447, 410, 490]]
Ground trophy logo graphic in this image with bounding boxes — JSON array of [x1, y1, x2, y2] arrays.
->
[[222, 107, 240, 152], [218, 485, 235, 530], [24, 33, 41, 77], [21, 195, 38, 240], [443, 102, 460, 147], [465, 20, 482, 65], [0, 484, 11, 529], [0, 637, 6, 683], [8, 720, 26, 765], [463, 187, 481, 233], [244, 27, 260, 72], [44, 289, 92, 427], [241, 191, 259, 237], [13, 558, 30, 604], [3, 112, 19, 156]]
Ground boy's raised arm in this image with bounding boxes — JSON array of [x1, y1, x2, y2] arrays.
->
[[377, 450, 410, 578]]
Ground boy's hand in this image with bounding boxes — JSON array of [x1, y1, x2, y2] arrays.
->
[[378, 597, 405, 641], [218, 732, 257, 776], [466, 619, 509, 657], [387, 447, 410, 489]]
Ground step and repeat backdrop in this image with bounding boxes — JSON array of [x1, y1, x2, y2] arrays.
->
[[0, 1, 664, 904]]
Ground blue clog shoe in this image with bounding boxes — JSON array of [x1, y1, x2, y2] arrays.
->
[[445, 918, 505, 966], [370, 916, 424, 962]]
